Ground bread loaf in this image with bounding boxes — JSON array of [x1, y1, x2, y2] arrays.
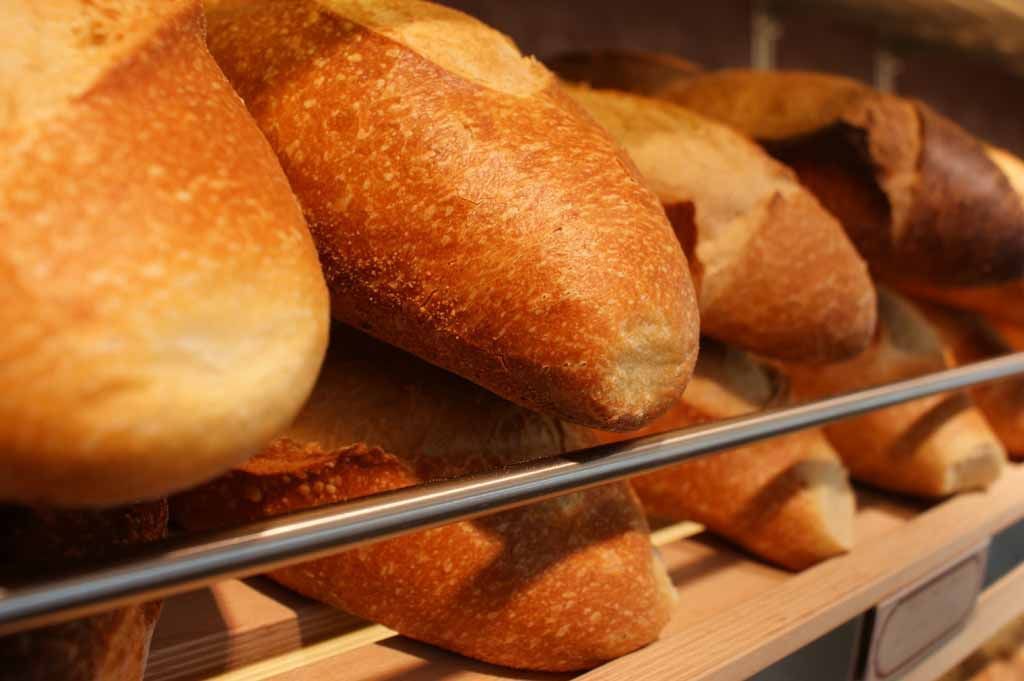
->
[[918, 304, 1024, 460], [172, 325, 675, 671], [784, 290, 1006, 497], [0, 501, 167, 681], [203, 0, 699, 430], [568, 64, 1024, 287], [0, 0, 330, 506], [564, 84, 876, 361], [592, 341, 854, 570], [896, 147, 1024, 322]]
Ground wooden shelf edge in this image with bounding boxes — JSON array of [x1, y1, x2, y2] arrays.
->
[[578, 465, 1024, 681]]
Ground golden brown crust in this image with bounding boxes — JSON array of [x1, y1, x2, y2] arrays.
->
[[0, 1, 330, 506], [565, 85, 876, 362], [918, 304, 1024, 460], [205, 0, 699, 430], [784, 290, 1006, 497], [664, 69, 1024, 286], [0, 502, 168, 681], [592, 342, 855, 571], [172, 326, 675, 671]]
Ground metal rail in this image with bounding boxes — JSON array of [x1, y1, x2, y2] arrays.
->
[[3, 353, 1024, 636]]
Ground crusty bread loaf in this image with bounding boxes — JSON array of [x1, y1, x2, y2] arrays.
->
[[565, 84, 876, 362], [896, 146, 1024, 322], [918, 304, 1024, 460], [0, 0, 330, 506], [172, 325, 675, 671], [614, 67, 1024, 287], [0, 501, 167, 681], [592, 341, 854, 570], [784, 290, 1006, 497], [203, 0, 699, 431]]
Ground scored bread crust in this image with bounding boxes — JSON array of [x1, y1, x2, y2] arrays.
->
[[784, 290, 1006, 498], [565, 84, 876, 362], [917, 304, 1024, 460], [592, 342, 855, 571], [172, 326, 676, 671], [204, 0, 699, 431], [664, 70, 1024, 287], [0, 0, 330, 506], [0, 501, 168, 681]]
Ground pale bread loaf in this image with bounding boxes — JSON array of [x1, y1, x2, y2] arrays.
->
[[593, 341, 855, 570], [918, 303, 1024, 460], [0, 0, 330, 506], [784, 290, 1006, 497], [565, 84, 876, 362]]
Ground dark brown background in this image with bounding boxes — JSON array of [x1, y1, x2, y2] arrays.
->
[[444, 0, 1024, 156]]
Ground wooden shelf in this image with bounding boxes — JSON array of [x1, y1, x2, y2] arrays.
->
[[145, 464, 1024, 681]]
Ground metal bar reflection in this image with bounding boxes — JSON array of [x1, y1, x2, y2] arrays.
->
[[2, 352, 1024, 636]]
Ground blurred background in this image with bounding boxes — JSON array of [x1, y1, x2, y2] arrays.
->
[[444, 0, 1024, 156]]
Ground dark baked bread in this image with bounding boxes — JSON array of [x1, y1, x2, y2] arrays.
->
[[172, 326, 676, 671], [0, 501, 168, 681]]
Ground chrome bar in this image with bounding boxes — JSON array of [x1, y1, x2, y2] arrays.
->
[[2, 353, 1024, 636]]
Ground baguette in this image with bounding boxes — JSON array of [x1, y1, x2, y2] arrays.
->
[[0, 501, 167, 681], [203, 0, 700, 431], [896, 147, 1024, 323], [0, 0, 330, 506], [172, 325, 675, 672], [582, 65, 1024, 287], [593, 341, 854, 570], [918, 304, 1024, 459], [564, 84, 875, 361], [784, 290, 1006, 497]]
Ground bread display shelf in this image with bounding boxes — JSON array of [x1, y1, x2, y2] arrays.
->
[[4, 354, 1024, 639], [143, 464, 1024, 681]]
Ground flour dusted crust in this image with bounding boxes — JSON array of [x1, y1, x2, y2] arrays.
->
[[172, 327, 676, 671], [0, 1, 330, 506], [567, 85, 876, 362], [205, 0, 699, 430]]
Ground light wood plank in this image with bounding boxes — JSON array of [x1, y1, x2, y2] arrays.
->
[[578, 465, 1024, 681], [147, 465, 1024, 681]]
